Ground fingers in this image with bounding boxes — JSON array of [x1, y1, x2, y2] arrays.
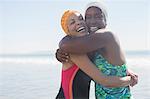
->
[[59, 54, 69, 58], [127, 70, 138, 87], [55, 49, 69, 62], [134, 73, 138, 78], [57, 56, 69, 62], [57, 49, 69, 57], [57, 51, 69, 60], [56, 53, 63, 62], [130, 75, 138, 87], [57, 49, 69, 56]]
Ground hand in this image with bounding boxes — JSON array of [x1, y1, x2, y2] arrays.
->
[[130, 74, 138, 87], [55, 49, 69, 63], [127, 69, 138, 87]]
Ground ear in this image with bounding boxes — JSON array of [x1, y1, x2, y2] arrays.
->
[[104, 17, 107, 27]]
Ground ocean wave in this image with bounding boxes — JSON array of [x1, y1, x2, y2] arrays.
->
[[0, 56, 60, 65], [0, 56, 149, 67], [126, 57, 150, 66]]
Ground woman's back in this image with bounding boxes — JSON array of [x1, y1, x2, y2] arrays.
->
[[95, 30, 126, 66], [93, 53, 131, 98]]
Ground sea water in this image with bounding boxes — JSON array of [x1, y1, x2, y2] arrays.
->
[[0, 52, 150, 99]]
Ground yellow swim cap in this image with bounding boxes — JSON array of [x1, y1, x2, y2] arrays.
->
[[61, 10, 78, 35]]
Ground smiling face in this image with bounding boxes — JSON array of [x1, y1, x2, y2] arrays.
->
[[85, 6, 107, 33], [66, 12, 89, 37]]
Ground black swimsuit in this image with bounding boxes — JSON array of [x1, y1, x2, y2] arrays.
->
[[56, 69, 91, 99]]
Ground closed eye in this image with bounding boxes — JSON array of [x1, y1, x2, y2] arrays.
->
[[70, 19, 75, 25]]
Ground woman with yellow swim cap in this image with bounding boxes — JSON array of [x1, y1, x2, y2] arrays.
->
[[57, 10, 90, 99]]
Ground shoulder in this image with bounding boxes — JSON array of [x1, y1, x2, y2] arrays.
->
[[95, 29, 113, 35], [62, 35, 72, 41], [59, 35, 71, 46], [95, 29, 115, 40]]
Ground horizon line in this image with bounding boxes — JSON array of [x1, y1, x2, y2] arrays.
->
[[0, 50, 150, 55]]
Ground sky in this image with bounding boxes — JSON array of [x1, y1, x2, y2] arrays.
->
[[0, 0, 149, 54]]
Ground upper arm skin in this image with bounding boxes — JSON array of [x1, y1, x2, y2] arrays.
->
[[59, 32, 112, 54], [70, 54, 131, 88]]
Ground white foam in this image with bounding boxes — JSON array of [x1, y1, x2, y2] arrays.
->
[[0, 56, 59, 65], [0, 55, 149, 67], [126, 57, 150, 67]]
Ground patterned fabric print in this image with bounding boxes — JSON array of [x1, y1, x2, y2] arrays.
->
[[93, 53, 131, 99]]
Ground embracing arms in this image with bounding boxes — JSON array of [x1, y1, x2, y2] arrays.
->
[[70, 54, 132, 88], [59, 32, 113, 54], [56, 31, 113, 62]]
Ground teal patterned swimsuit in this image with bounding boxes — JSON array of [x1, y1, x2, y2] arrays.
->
[[93, 53, 131, 99]]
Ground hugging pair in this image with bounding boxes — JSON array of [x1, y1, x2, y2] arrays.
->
[[56, 2, 138, 99]]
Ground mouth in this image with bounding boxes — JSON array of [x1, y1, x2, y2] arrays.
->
[[90, 27, 99, 32], [77, 26, 86, 33]]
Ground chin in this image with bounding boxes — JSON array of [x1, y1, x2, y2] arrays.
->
[[77, 33, 86, 37]]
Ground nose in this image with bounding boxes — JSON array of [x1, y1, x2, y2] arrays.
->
[[90, 18, 96, 25], [76, 20, 82, 25]]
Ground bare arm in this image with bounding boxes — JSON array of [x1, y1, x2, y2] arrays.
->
[[59, 32, 112, 54], [70, 54, 131, 88]]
